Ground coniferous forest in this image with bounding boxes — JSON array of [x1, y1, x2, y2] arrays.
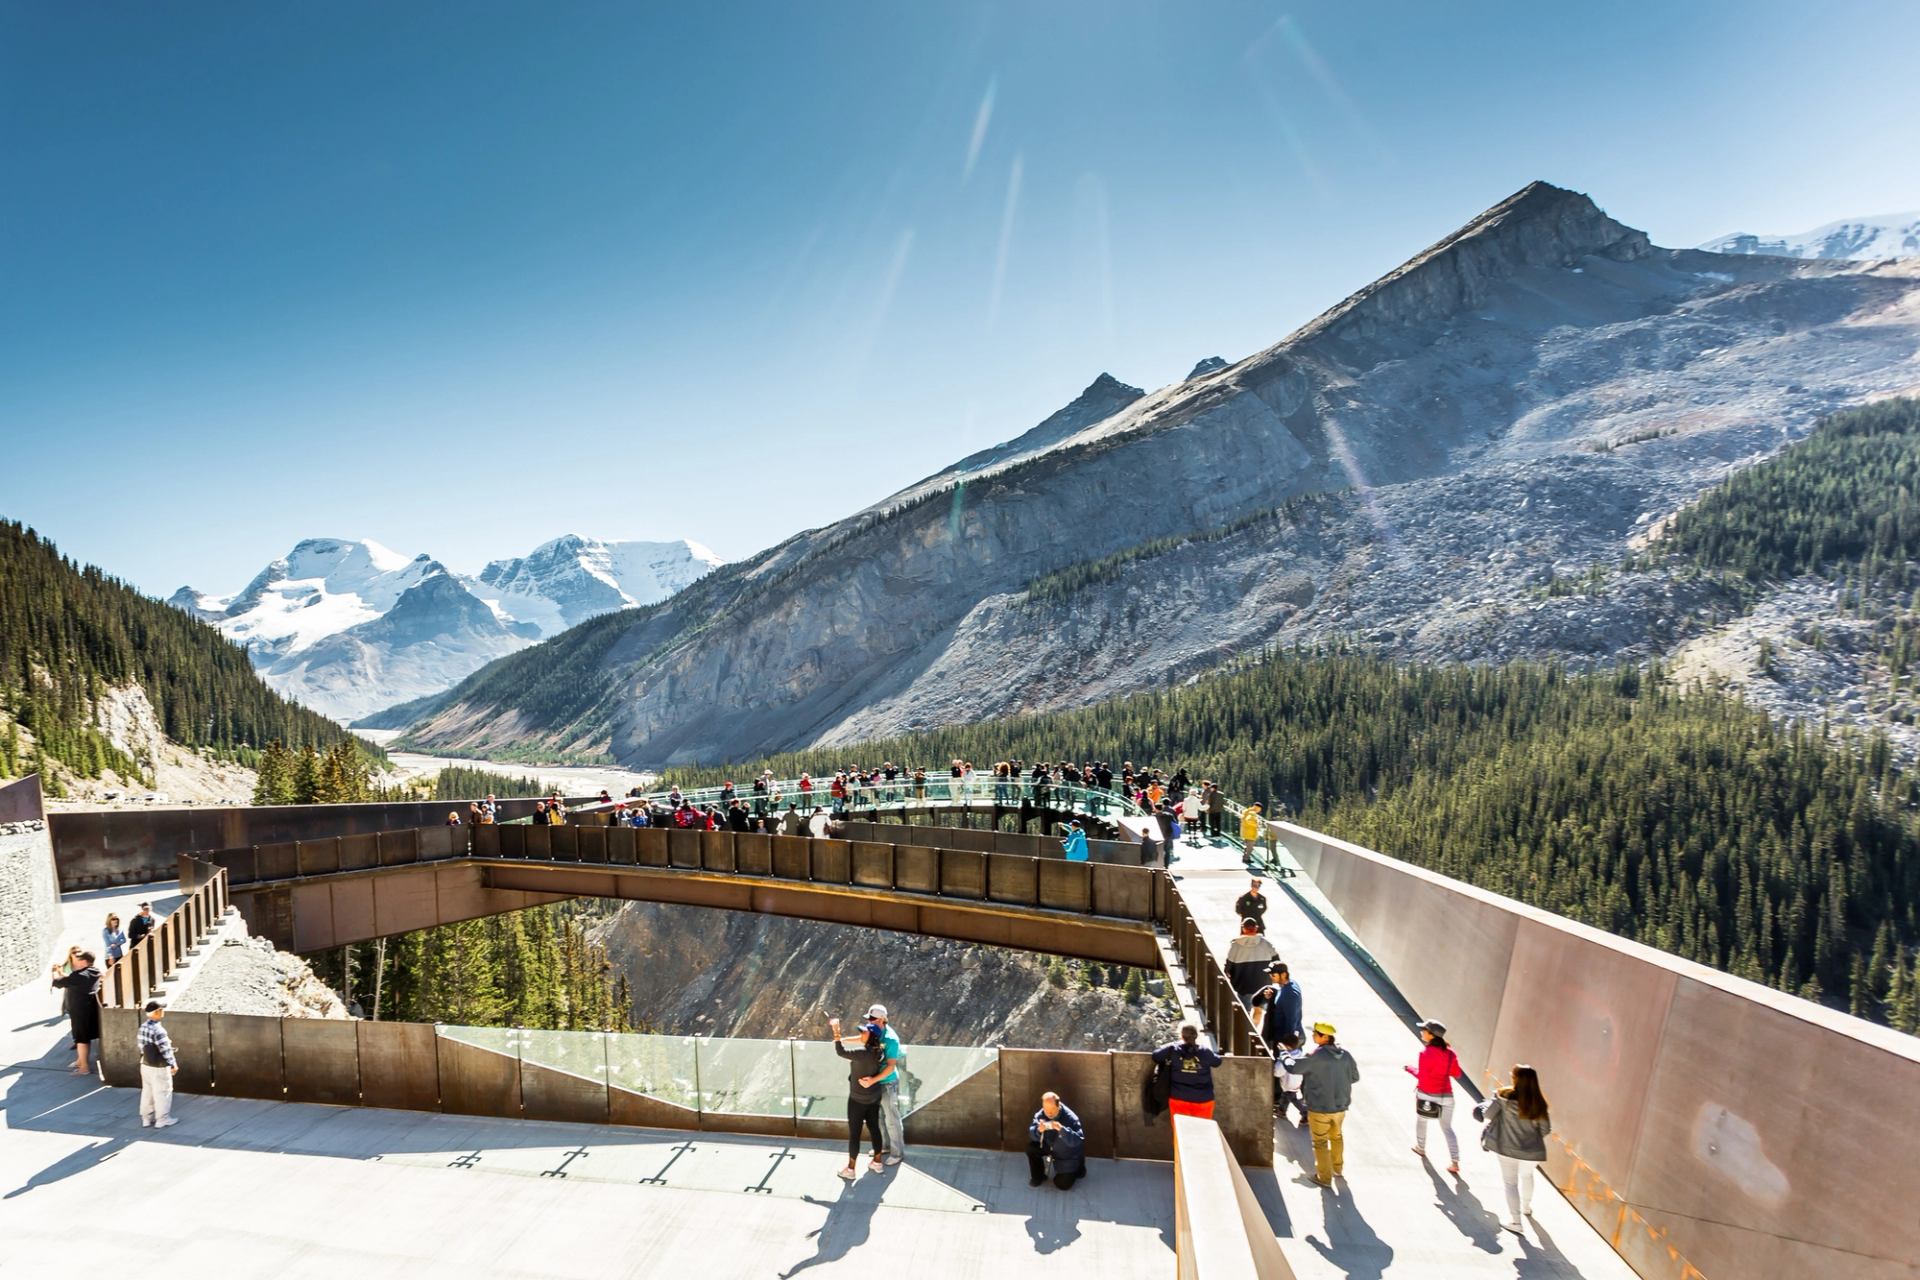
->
[[0, 519, 372, 788], [305, 901, 631, 1031]]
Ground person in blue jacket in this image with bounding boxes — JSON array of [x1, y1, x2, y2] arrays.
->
[[1061, 820, 1090, 862], [1026, 1091, 1086, 1189]]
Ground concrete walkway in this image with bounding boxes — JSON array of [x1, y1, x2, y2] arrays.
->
[[1171, 839, 1638, 1279], [0, 883, 1176, 1278]]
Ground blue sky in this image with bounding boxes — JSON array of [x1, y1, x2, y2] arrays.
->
[[5, 0, 1919, 596]]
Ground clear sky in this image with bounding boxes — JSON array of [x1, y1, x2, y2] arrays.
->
[[5, 0, 1919, 597]]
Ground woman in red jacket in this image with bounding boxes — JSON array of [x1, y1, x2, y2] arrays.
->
[[1405, 1017, 1464, 1173]]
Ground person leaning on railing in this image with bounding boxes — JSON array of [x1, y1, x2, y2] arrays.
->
[[1151, 1024, 1224, 1120]]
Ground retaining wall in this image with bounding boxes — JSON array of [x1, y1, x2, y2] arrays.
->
[[1277, 819, 1920, 1280], [0, 776, 59, 994]]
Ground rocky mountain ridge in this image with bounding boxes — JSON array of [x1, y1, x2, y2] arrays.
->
[[389, 182, 1920, 767], [1702, 213, 1920, 262]]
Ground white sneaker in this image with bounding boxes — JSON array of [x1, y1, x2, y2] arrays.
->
[[140, 1119, 153, 1128], [836, 1166, 856, 1181], [155, 1118, 178, 1129], [884, 1154, 903, 1166], [1503, 1220, 1523, 1234]]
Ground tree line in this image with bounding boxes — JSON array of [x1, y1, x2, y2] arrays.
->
[[0, 519, 374, 791]]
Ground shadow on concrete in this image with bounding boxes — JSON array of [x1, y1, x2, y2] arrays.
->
[[1513, 1218, 1576, 1278], [1425, 1160, 1503, 1254], [1305, 1181, 1394, 1280], [3, 1133, 130, 1199], [782, 1183, 885, 1277]]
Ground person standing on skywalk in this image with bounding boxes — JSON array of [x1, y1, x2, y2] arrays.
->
[[1295, 1021, 1360, 1186], [1476, 1064, 1552, 1234], [1405, 1018, 1464, 1175]]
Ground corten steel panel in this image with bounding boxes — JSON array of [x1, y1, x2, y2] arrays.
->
[[986, 854, 1038, 906], [420, 825, 457, 860], [578, 826, 607, 864], [999, 1048, 1114, 1158], [499, 825, 527, 859], [1211, 1057, 1274, 1167], [1091, 865, 1152, 920], [550, 826, 580, 861], [1483, 916, 1676, 1187], [609, 1087, 700, 1131], [637, 828, 669, 867], [699, 830, 735, 872], [1311, 848, 1518, 1086], [903, 1057, 1002, 1151], [939, 850, 987, 899], [207, 1014, 285, 1099], [338, 832, 379, 871], [607, 826, 637, 866], [796, 1116, 845, 1143], [237, 888, 296, 951], [329, 877, 376, 944], [433, 865, 501, 928], [1111, 1051, 1175, 1161], [752, 885, 876, 929], [291, 882, 337, 952], [771, 836, 811, 880], [809, 840, 851, 885], [282, 1018, 362, 1106], [1037, 860, 1093, 913], [851, 842, 894, 889], [100, 1007, 141, 1086], [1621, 976, 1920, 1280], [438, 1034, 522, 1117], [668, 829, 702, 869], [297, 837, 341, 877], [523, 824, 552, 861], [357, 1020, 440, 1111], [699, 1112, 797, 1138], [471, 825, 501, 859], [372, 868, 439, 937], [894, 846, 938, 894], [255, 841, 299, 882], [521, 1060, 611, 1125], [377, 829, 416, 867], [164, 1011, 213, 1094], [210, 845, 257, 886]]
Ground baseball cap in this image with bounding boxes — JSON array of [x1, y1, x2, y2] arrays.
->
[[144, 1000, 165, 1013], [865, 1003, 888, 1020], [1313, 1021, 1337, 1036]]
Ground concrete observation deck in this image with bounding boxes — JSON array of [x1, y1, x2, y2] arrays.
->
[[2, 840, 1643, 1279]]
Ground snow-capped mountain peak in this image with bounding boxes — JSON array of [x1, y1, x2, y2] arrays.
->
[[170, 532, 722, 722], [1700, 213, 1920, 261]]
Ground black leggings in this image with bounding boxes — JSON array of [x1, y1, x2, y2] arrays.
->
[[848, 1098, 884, 1162]]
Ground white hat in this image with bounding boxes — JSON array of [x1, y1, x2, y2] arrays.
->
[[866, 1003, 888, 1020]]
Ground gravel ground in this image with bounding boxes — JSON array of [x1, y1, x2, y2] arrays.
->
[[169, 935, 347, 1019]]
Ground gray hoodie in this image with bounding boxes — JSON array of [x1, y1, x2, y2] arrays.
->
[[1295, 1042, 1360, 1114], [1476, 1093, 1551, 1161]]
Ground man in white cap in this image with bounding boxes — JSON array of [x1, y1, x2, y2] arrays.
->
[[866, 1003, 905, 1164]]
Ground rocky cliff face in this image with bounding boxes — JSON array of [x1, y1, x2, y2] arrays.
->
[[391, 183, 1920, 766], [592, 902, 1174, 1050]]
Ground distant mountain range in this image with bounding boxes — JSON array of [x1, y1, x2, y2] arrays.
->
[[377, 182, 1920, 768], [1700, 213, 1919, 261], [170, 535, 721, 723]]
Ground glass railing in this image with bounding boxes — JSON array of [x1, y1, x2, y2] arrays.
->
[[565, 772, 1160, 822], [435, 1023, 995, 1124]]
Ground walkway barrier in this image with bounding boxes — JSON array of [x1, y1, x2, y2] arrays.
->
[[1172, 1114, 1294, 1280], [96, 1010, 1273, 1165], [98, 861, 228, 1010], [1275, 819, 1920, 1280]]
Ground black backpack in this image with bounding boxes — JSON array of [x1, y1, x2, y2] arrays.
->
[[1143, 1056, 1173, 1118]]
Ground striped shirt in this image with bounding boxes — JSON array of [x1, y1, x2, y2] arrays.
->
[[138, 1019, 176, 1069]]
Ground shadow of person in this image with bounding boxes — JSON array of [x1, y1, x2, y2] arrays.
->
[[1512, 1217, 1575, 1277], [1305, 1182, 1395, 1280], [1423, 1161, 1503, 1254], [782, 1181, 886, 1278], [5, 1135, 130, 1199], [1023, 1189, 1086, 1255]]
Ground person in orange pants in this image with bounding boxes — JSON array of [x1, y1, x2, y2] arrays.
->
[[1152, 1024, 1223, 1119]]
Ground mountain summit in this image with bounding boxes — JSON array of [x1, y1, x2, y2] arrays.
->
[[1701, 213, 1920, 261], [385, 182, 1920, 766]]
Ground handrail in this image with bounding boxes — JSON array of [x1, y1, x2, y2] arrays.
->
[[97, 860, 228, 1010], [1173, 1113, 1295, 1278]]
